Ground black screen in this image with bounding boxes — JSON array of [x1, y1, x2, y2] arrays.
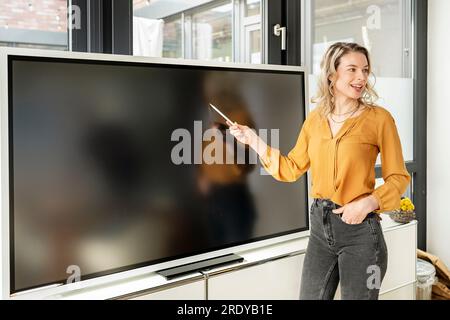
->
[[9, 56, 308, 293]]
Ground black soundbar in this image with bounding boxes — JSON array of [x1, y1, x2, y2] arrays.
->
[[157, 254, 244, 280]]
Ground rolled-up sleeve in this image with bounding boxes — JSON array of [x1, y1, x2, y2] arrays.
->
[[372, 113, 411, 213], [259, 118, 310, 182]]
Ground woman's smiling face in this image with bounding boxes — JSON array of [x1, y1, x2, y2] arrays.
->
[[331, 51, 370, 101]]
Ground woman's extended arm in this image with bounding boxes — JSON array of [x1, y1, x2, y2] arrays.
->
[[228, 120, 310, 182]]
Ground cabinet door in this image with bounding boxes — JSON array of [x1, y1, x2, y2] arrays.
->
[[381, 224, 417, 293], [207, 255, 304, 300], [379, 283, 416, 300], [129, 280, 206, 300]]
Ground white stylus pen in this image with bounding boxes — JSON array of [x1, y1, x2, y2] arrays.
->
[[209, 103, 235, 125]]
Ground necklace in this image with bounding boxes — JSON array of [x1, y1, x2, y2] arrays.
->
[[332, 106, 359, 116], [329, 103, 361, 124]]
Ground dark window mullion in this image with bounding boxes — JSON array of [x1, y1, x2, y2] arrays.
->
[[412, 0, 427, 250], [89, 0, 104, 53], [71, 0, 88, 52], [111, 0, 132, 55], [71, 0, 132, 55], [266, 0, 284, 65], [285, 0, 301, 66]]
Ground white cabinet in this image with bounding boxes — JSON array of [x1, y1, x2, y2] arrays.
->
[[380, 222, 417, 294], [26, 216, 415, 300], [206, 255, 304, 300], [126, 279, 206, 300], [380, 283, 415, 300], [112, 218, 417, 300], [203, 218, 417, 301]]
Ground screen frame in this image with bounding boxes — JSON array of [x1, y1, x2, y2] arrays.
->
[[0, 47, 311, 299]]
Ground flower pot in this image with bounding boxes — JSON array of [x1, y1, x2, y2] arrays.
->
[[389, 210, 416, 224]]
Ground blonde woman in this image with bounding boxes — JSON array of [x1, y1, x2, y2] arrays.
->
[[227, 42, 411, 300]]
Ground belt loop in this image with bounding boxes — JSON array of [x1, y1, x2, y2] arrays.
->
[[313, 198, 319, 207]]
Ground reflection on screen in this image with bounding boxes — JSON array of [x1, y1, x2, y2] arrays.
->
[[10, 58, 307, 293]]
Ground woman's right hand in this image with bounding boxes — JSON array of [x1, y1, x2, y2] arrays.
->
[[227, 121, 256, 145], [227, 121, 267, 157]]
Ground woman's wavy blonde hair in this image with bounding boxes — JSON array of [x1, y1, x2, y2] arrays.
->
[[311, 42, 379, 118]]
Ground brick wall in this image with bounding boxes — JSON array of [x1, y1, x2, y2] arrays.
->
[[0, 0, 67, 32], [133, 0, 150, 11]]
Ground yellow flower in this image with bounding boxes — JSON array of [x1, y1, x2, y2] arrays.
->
[[400, 197, 415, 212], [402, 199, 412, 206]]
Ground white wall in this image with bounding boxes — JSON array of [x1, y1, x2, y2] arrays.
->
[[427, 0, 450, 268]]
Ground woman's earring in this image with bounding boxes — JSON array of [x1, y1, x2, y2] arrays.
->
[[329, 84, 335, 104]]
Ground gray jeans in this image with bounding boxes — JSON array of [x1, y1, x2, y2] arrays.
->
[[300, 198, 388, 300]]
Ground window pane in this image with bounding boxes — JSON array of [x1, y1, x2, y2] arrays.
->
[[133, 0, 261, 64], [0, 0, 68, 50], [245, 0, 261, 17], [248, 28, 261, 63], [163, 17, 182, 58], [133, 0, 217, 59], [242, 0, 262, 64], [309, 0, 413, 162], [192, 2, 233, 62], [313, 0, 410, 77]]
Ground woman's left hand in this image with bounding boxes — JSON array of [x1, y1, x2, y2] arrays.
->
[[332, 195, 380, 224]]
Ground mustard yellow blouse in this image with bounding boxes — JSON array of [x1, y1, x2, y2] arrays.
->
[[260, 106, 411, 213]]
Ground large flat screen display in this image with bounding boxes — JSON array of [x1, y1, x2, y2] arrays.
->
[[7, 54, 308, 293]]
